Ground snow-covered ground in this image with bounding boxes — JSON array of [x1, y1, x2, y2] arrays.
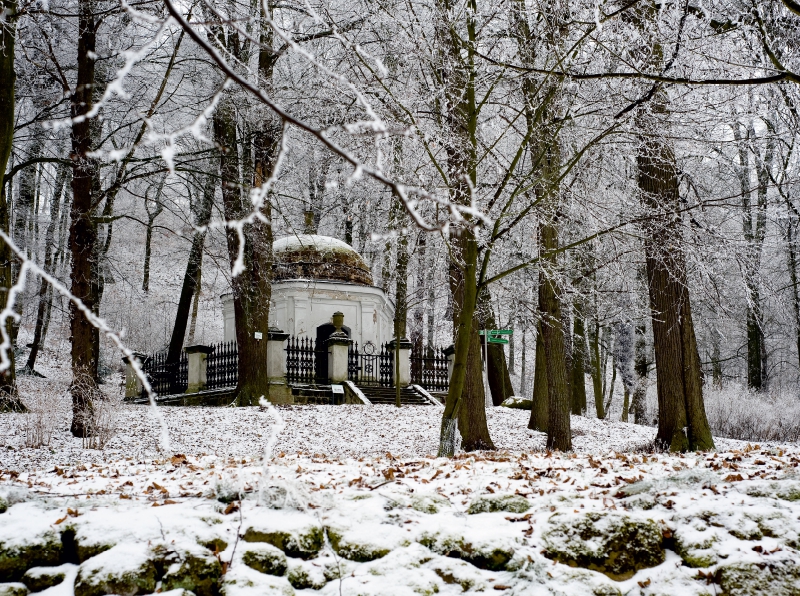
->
[[3, 395, 800, 595]]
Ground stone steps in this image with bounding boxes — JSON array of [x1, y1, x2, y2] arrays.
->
[[357, 386, 431, 406]]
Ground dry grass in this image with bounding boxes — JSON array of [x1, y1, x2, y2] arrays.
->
[[704, 384, 800, 443]]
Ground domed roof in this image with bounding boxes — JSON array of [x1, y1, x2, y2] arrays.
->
[[272, 234, 374, 286]]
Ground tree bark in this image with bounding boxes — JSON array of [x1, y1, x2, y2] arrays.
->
[[68, 0, 101, 435], [0, 0, 21, 408], [167, 173, 215, 363], [637, 109, 714, 451], [632, 322, 648, 424], [529, 323, 548, 431], [571, 309, 587, 415]]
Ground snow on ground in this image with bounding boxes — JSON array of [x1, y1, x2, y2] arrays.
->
[[3, 395, 800, 595], [1, 401, 760, 471]]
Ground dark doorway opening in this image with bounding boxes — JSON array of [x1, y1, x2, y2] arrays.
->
[[315, 323, 351, 382]]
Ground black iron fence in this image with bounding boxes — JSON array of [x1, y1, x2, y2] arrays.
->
[[348, 341, 393, 387], [140, 341, 237, 396], [141, 351, 188, 396], [205, 341, 238, 390], [410, 345, 449, 391], [286, 336, 320, 384]]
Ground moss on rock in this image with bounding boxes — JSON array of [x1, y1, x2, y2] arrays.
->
[[417, 531, 515, 572], [286, 560, 326, 590], [500, 397, 533, 410], [241, 544, 287, 576], [0, 584, 27, 596], [73, 544, 158, 596], [717, 559, 800, 596], [467, 494, 530, 515], [410, 494, 451, 515], [542, 512, 664, 581], [21, 566, 68, 592], [160, 548, 222, 596], [0, 529, 61, 582], [242, 523, 323, 559]]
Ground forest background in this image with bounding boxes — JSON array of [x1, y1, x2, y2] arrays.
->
[[3, 0, 800, 454]]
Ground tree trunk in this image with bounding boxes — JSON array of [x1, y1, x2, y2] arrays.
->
[[571, 309, 587, 415], [589, 316, 605, 419], [787, 215, 800, 371], [435, 0, 493, 455], [0, 0, 21, 408], [529, 323, 548, 431], [479, 288, 513, 406], [167, 173, 215, 363], [632, 322, 648, 424], [394, 197, 409, 408], [68, 0, 101, 435], [638, 107, 714, 451]]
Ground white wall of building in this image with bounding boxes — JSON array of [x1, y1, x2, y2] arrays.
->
[[222, 280, 395, 347]]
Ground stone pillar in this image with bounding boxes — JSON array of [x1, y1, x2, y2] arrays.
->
[[443, 344, 455, 384], [122, 352, 146, 398], [265, 327, 292, 403], [388, 337, 412, 387], [327, 311, 351, 384], [185, 345, 214, 393]]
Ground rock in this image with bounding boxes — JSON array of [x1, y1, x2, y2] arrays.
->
[[286, 560, 326, 590], [0, 498, 6, 515], [241, 544, 287, 576], [241, 513, 323, 559], [160, 547, 222, 596], [327, 523, 407, 563], [74, 543, 158, 596], [500, 397, 532, 410], [542, 512, 664, 581], [0, 519, 62, 582], [717, 559, 800, 596], [410, 493, 451, 514], [21, 565, 70, 592], [467, 493, 530, 515], [221, 565, 294, 596], [429, 558, 487, 591], [418, 530, 515, 571], [674, 523, 721, 568], [0, 583, 27, 596]]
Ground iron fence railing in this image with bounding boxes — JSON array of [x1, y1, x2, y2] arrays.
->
[[410, 345, 449, 391]]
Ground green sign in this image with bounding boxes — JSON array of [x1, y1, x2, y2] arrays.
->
[[479, 329, 514, 336], [487, 337, 509, 344]]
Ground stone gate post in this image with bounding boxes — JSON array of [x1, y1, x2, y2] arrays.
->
[[185, 345, 214, 393], [122, 352, 146, 398], [266, 327, 292, 403], [327, 312, 351, 384]]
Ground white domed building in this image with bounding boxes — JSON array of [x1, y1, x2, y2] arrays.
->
[[222, 234, 395, 356]]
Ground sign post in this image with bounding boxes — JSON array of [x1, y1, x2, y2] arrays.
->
[[479, 329, 514, 406]]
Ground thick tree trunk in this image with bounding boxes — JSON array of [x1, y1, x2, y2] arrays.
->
[[529, 323, 548, 431], [538, 241, 572, 451], [638, 109, 714, 451], [69, 0, 101, 435], [0, 0, 22, 408], [167, 174, 215, 363]]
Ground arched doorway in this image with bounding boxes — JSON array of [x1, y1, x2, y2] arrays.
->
[[315, 323, 351, 383]]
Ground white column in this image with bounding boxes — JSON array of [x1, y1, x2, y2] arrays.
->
[[389, 338, 412, 387], [185, 345, 214, 393], [122, 352, 146, 398]]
